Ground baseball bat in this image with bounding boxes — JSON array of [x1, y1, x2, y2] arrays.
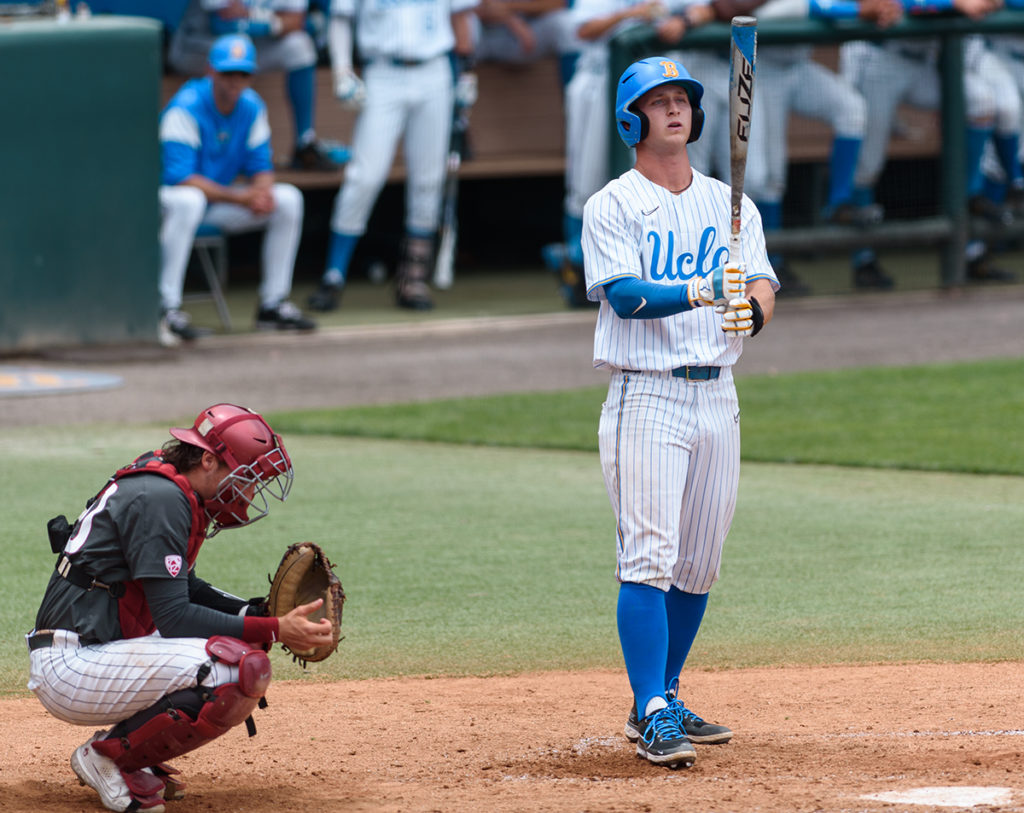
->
[[433, 106, 470, 290], [728, 16, 757, 271]]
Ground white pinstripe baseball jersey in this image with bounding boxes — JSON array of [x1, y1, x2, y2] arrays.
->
[[583, 167, 777, 372]]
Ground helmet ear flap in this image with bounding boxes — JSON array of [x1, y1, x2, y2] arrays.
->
[[637, 109, 649, 143], [688, 106, 705, 143]]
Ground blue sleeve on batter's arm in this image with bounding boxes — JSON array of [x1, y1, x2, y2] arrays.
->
[[144, 577, 245, 639], [604, 276, 693, 319], [904, 0, 954, 12], [809, 0, 860, 18]]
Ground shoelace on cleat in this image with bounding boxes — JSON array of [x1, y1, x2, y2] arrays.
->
[[668, 699, 706, 726], [642, 706, 686, 744]]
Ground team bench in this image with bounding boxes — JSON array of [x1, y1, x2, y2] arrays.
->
[[160, 59, 568, 189], [160, 50, 941, 190]]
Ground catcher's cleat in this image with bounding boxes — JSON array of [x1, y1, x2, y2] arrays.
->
[[635, 706, 696, 768], [71, 731, 166, 813]]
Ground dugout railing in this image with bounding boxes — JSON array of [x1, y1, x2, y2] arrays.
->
[[608, 10, 1024, 286]]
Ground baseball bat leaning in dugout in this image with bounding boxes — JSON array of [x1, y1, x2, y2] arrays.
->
[[433, 103, 470, 290], [728, 16, 757, 286]]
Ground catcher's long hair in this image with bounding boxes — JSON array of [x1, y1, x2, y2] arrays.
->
[[160, 439, 205, 473]]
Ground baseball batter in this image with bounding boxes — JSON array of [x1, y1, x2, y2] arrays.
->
[[584, 56, 778, 768], [306, 0, 479, 312], [26, 404, 333, 813]]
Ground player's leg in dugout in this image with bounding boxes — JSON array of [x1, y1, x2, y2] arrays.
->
[[310, 61, 409, 310]]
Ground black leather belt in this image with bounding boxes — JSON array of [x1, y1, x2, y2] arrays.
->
[[622, 366, 721, 380], [672, 365, 720, 380], [27, 631, 99, 650], [27, 632, 55, 651], [386, 57, 427, 67]]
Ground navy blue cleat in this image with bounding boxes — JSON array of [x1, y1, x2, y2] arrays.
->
[[635, 705, 697, 768]]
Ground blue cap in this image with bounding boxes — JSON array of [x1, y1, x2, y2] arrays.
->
[[209, 34, 257, 74]]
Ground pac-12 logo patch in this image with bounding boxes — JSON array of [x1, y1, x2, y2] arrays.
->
[[165, 555, 183, 578]]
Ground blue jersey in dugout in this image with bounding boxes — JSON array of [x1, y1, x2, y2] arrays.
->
[[159, 77, 274, 187]]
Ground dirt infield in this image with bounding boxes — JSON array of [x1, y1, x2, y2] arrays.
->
[[4, 663, 1024, 813], [4, 284, 1024, 811]]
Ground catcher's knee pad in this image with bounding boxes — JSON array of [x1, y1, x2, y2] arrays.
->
[[94, 637, 271, 773]]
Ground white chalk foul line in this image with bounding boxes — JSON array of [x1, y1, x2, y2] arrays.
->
[[834, 729, 1024, 739], [862, 786, 1015, 808]]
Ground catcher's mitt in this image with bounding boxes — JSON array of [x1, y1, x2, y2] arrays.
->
[[267, 542, 345, 666]]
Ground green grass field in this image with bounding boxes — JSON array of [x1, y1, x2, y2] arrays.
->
[[2, 358, 1022, 696]]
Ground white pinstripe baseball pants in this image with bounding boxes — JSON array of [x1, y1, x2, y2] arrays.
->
[[599, 369, 741, 594], [27, 630, 237, 727]]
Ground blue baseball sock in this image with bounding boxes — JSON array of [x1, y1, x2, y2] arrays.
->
[[617, 582, 669, 720], [323, 231, 359, 288], [850, 186, 875, 208], [983, 177, 1007, 204], [287, 65, 316, 147], [827, 136, 861, 209], [663, 588, 709, 690], [994, 133, 1023, 187], [966, 126, 993, 198], [564, 213, 584, 266]]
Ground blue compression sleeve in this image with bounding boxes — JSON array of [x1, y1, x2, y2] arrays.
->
[[604, 277, 694, 319], [905, 0, 955, 12], [810, 0, 860, 18]]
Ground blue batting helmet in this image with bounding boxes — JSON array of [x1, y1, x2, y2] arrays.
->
[[209, 34, 257, 74], [615, 56, 704, 148]]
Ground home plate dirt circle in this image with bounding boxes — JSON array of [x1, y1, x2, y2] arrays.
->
[[862, 786, 1015, 808], [0, 367, 122, 397]]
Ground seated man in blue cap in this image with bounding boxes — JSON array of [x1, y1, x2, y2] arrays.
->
[[158, 33, 317, 343]]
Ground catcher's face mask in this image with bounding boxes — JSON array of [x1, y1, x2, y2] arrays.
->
[[170, 403, 294, 537], [205, 445, 293, 536]]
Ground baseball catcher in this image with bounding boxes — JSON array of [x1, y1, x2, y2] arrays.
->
[[26, 404, 337, 813]]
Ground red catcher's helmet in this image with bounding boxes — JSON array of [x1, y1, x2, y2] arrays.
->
[[170, 404, 293, 535]]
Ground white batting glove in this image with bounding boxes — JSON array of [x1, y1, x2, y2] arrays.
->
[[720, 297, 755, 337], [640, 0, 669, 21], [455, 71, 478, 109], [686, 264, 746, 309], [334, 70, 366, 109]]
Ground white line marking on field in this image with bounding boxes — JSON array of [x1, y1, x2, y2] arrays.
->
[[862, 786, 1014, 808], [835, 729, 1024, 739]]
